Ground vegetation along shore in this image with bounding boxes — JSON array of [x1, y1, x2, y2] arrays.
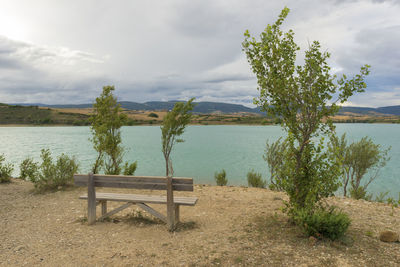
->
[[1, 103, 400, 126]]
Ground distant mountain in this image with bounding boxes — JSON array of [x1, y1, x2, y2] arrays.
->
[[338, 105, 400, 116], [376, 105, 400, 116], [8, 102, 400, 116], [13, 101, 262, 114], [338, 106, 377, 115]]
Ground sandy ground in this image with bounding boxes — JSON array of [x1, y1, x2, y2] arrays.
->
[[1, 179, 399, 266]]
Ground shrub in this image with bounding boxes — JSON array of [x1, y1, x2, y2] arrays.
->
[[19, 158, 39, 180], [247, 170, 266, 188], [20, 149, 78, 191], [374, 191, 389, 203], [123, 161, 137, 175], [337, 134, 390, 198], [0, 155, 14, 183], [148, 112, 159, 118], [349, 186, 372, 201], [263, 138, 287, 191], [214, 169, 227, 186], [293, 206, 351, 240]]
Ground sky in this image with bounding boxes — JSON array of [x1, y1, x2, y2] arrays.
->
[[0, 0, 400, 107]]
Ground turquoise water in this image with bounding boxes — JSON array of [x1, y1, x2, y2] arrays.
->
[[0, 124, 399, 198]]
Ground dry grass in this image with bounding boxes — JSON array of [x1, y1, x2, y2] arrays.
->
[[1, 179, 399, 266]]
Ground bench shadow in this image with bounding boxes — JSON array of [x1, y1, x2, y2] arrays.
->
[[119, 211, 164, 226], [174, 221, 198, 232]]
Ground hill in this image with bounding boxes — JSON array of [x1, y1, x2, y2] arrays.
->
[[0, 104, 90, 125], [12, 101, 262, 114], [12, 101, 400, 116]]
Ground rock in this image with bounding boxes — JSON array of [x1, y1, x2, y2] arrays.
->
[[14, 245, 26, 252], [379, 231, 399, 243]]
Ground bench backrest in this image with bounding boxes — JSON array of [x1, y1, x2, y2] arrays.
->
[[74, 174, 194, 192]]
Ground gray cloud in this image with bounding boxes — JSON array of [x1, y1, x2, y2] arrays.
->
[[0, 0, 399, 107]]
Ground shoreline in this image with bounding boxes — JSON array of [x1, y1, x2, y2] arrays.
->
[[1, 121, 400, 127]]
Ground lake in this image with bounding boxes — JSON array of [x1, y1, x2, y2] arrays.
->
[[1, 124, 399, 198]]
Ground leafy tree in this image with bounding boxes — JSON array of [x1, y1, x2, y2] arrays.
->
[[161, 98, 195, 177], [90, 85, 137, 175], [336, 134, 390, 198], [243, 8, 370, 215]]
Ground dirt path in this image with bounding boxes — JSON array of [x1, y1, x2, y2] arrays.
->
[[1, 179, 399, 266]]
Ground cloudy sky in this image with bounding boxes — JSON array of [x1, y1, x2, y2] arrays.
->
[[0, 0, 399, 107]]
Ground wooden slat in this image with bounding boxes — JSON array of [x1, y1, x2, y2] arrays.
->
[[137, 203, 167, 223], [74, 174, 194, 191], [74, 174, 193, 184], [79, 193, 198, 206], [98, 202, 134, 221], [94, 176, 193, 185], [75, 181, 193, 191]]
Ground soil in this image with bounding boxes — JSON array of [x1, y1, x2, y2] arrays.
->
[[1, 179, 399, 266]]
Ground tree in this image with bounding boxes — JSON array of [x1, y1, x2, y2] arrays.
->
[[161, 98, 195, 177], [337, 134, 390, 198], [242, 8, 370, 214], [89, 85, 137, 175]]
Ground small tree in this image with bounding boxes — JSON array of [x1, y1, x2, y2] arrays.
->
[[337, 134, 390, 198], [89, 85, 137, 175], [243, 8, 370, 215], [161, 98, 194, 177]]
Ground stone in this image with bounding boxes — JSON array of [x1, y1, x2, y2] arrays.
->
[[379, 231, 399, 243]]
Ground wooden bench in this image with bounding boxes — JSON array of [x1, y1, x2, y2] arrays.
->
[[74, 173, 198, 230]]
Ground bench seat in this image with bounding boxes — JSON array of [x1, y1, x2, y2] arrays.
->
[[79, 193, 198, 206]]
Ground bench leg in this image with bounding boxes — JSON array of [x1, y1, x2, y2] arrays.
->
[[87, 173, 96, 225], [98, 202, 134, 221], [101, 201, 107, 216], [174, 205, 180, 223], [137, 203, 167, 223]]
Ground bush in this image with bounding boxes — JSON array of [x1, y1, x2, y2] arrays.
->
[[19, 158, 39, 180], [215, 169, 227, 186], [20, 149, 78, 192], [148, 112, 159, 118], [123, 161, 137, 175], [263, 138, 286, 191], [349, 186, 372, 201], [0, 155, 14, 183], [247, 170, 266, 188], [293, 206, 351, 240]]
